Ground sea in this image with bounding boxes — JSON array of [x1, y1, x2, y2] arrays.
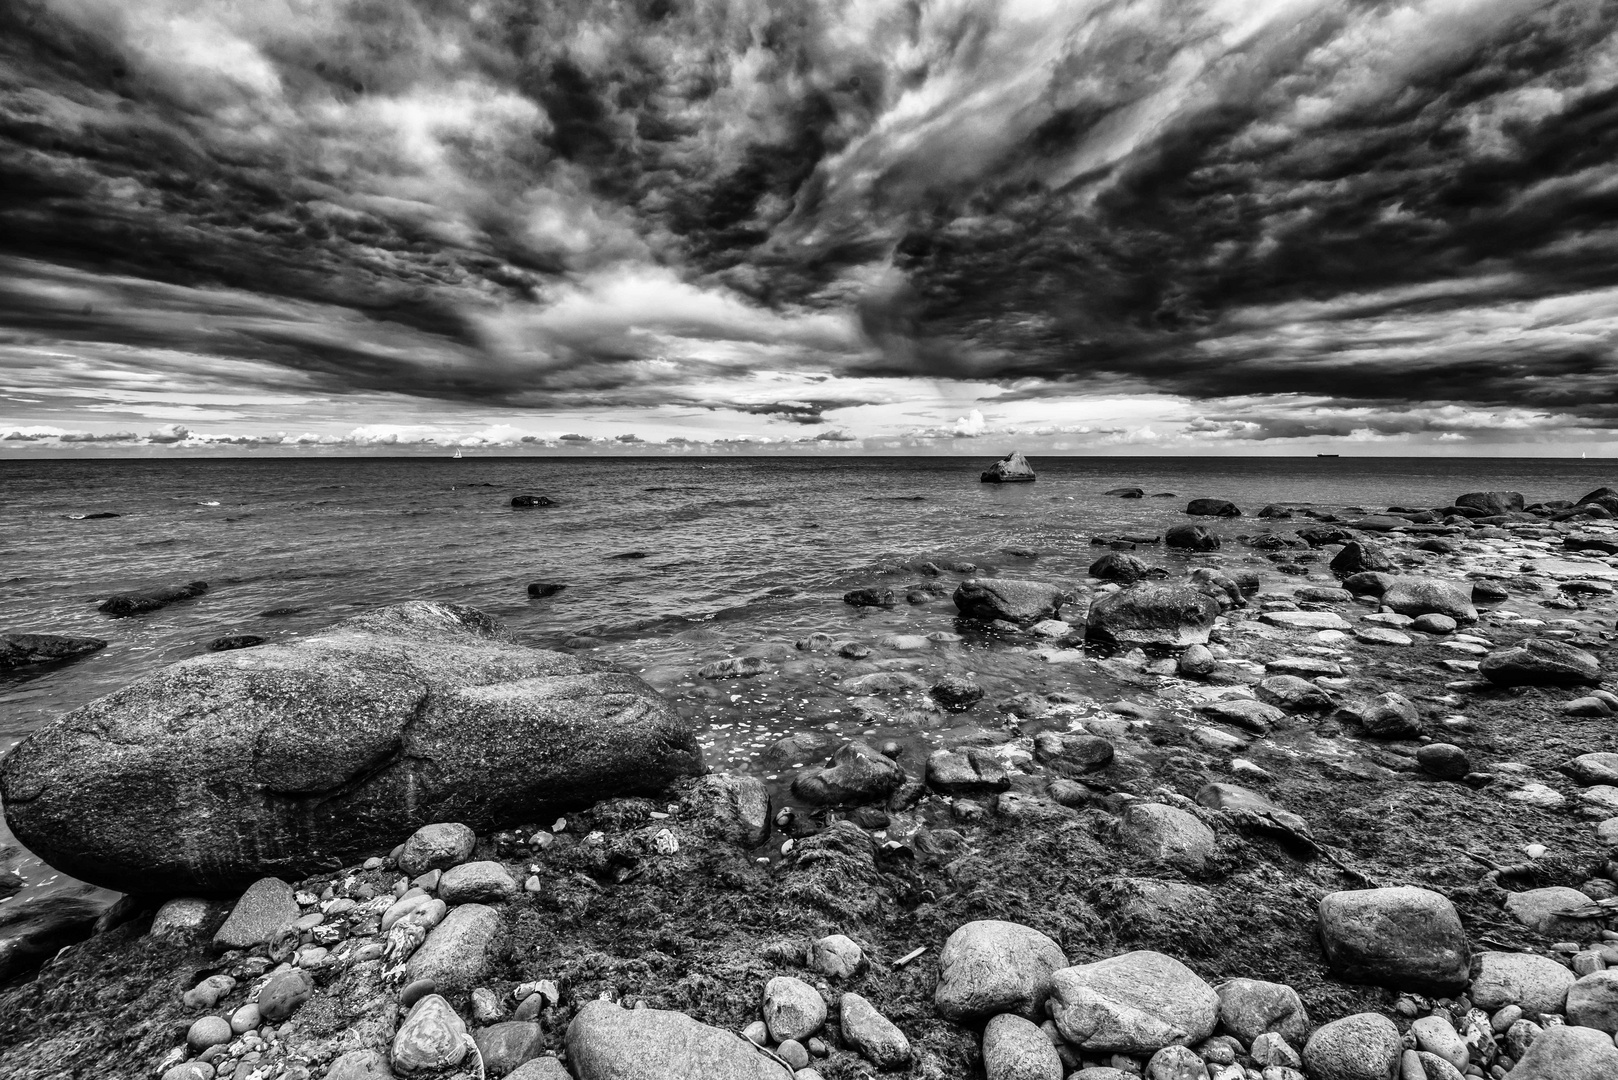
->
[[0, 454, 1611, 961]]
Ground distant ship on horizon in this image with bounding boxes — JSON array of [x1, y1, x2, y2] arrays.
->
[[1317, 453, 1340, 458]]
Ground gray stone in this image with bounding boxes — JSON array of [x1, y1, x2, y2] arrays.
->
[[927, 748, 1010, 794], [474, 1021, 546, 1078], [256, 968, 314, 1021], [1215, 978, 1311, 1046], [1257, 675, 1335, 712], [213, 877, 297, 951], [150, 898, 227, 941], [792, 742, 904, 806], [1566, 969, 1618, 1033], [954, 579, 1065, 624], [807, 935, 864, 979], [1317, 886, 1469, 993], [1381, 578, 1477, 621], [934, 919, 1067, 1022], [1260, 610, 1350, 631], [1091, 553, 1152, 585], [437, 861, 518, 904], [325, 1049, 394, 1079], [1165, 524, 1220, 551], [982, 1013, 1061, 1080], [1505, 887, 1603, 942], [1194, 784, 1313, 845], [1505, 1022, 1618, 1079], [1469, 951, 1576, 1015], [1121, 804, 1217, 872], [1330, 542, 1394, 576], [1197, 698, 1286, 734], [0, 602, 702, 893], [392, 994, 469, 1076], [1566, 753, 1618, 786], [566, 1000, 791, 1080], [839, 992, 911, 1070], [1354, 693, 1423, 739], [1417, 744, 1469, 779], [1033, 732, 1115, 774], [1086, 585, 1220, 648], [1301, 1013, 1400, 1080], [0, 634, 107, 669], [399, 823, 478, 877], [1412, 614, 1457, 634], [506, 1059, 573, 1080], [763, 975, 826, 1042], [684, 774, 770, 845], [407, 903, 502, 993], [1481, 639, 1602, 687], [1145, 1045, 1206, 1080], [1456, 491, 1524, 515], [1048, 951, 1218, 1053]]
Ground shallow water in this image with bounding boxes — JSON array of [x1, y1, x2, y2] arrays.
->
[[0, 454, 1610, 932]]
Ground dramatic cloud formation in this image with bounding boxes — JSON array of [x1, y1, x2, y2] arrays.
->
[[3, 0, 1617, 452]]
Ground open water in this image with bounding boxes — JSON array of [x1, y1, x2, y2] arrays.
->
[[0, 454, 1611, 957]]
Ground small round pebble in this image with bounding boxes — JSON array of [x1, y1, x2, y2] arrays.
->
[[187, 1015, 232, 1052], [743, 1020, 768, 1045], [399, 979, 436, 1009], [778, 1039, 810, 1070], [229, 1003, 260, 1035]]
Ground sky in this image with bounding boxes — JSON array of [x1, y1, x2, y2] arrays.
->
[[3, 0, 1618, 456]]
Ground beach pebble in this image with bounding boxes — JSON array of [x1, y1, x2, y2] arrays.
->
[[1302, 1013, 1401, 1080], [776, 1039, 810, 1070], [763, 975, 826, 1042], [437, 861, 518, 904], [839, 992, 911, 1069], [187, 1016, 232, 1052], [228, 1003, 260, 1034], [213, 877, 298, 951], [398, 823, 477, 877], [1412, 614, 1457, 634], [391, 994, 469, 1074], [1410, 1015, 1468, 1070], [406, 903, 502, 992], [1417, 743, 1470, 779], [1144, 1045, 1205, 1079], [1215, 978, 1311, 1046], [473, 1020, 544, 1076], [255, 969, 314, 1022], [807, 934, 864, 979], [183, 974, 236, 1010]]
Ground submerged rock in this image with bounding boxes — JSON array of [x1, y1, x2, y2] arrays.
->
[[510, 495, 554, 508], [0, 634, 107, 669], [1330, 541, 1394, 576], [97, 580, 208, 616], [792, 742, 904, 806], [981, 451, 1036, 483], [1090, 552, 1151, 584], [1186, 499, 1241, 517], [1085, 584, 1220, 648], [954, 579, 1065, 624], [1164, 525, 1220, 551], [0, 601, 702, 893]]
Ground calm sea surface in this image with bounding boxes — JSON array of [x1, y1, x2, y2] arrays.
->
[[0, 455, 1611, 939]]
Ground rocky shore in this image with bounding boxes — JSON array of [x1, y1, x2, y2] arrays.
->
[[3, 485, 1618, 1079]]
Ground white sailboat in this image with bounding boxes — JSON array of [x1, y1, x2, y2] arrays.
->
[[452, 448, 463, 459]]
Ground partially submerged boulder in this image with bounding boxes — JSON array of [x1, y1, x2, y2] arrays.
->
[[0, 634, 107, 669], [1085, 585, 1220, 648], [954, 579, 1064, 624], [0, 602, 703, 893], [1185, 499, 1240, 517], [981, 452, 1036, 483], [1481, 639, 1602, 687], [97, 581, 208, 616]]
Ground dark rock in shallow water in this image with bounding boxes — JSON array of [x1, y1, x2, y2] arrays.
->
[[843, 587, 896, 608], [1330, 541, 1394, 576], [0, 898, 101, 983], [510, 494, 554, 507], [1256, 504, 1293, 518], [953, 579, 1064, 624], [1481, 638, 1602, 687], [207, 635, 263, 652], [1105, 487, 1144, 498], [1164, 524, 1219, 551], [526, 582, 566, 599], [1455, 490, 1524, 515], [1342, 571, 1397, 597], [1296, 525, 1355, 547], [981, 451, 1036, 483], [0, 634, 106, 669], [792, 742, 904, 806], [97, 580, 208, 616], [0, 601, 702, 893], [1186, 498, 1241, 517], [1086, 584, 1219, 648], [1089, 552, 1150, 584], [77, 511, 121, 519]]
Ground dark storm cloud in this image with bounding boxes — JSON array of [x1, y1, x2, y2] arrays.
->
[[3, 0, 1618, 427]]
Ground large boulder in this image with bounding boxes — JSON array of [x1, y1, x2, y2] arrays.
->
[[1047, 951, 1218, 1053], [1469, 951, 1575, 1015], [1119, 803, 1216, 871], [1566, 969, 1618, 1033], [1085, 585, 1220, 649], [1186, 499, 1241, 517], [566, 1000, 791, 1080], [1455, 491, 1524, 515], [1214, 978, 1310, 1046], [1164, 525, 1220, 551], [934, 920, 1067, 1022], [1089, 553, 1151, 585], [0, 634, 107, 669], [954, 579, 1065, 624], [97, 580, 208, 616], [791, 742, 904, 806], [1301, 1013, 1401, 1080], [1505, 1022, 1618, 1079], [1317, 887, 1469, 994], [1330, 542, 1394, 576], [0, 602, 702, 894], [982, 452, 1036, 483], [1481, 639, 1602, 687], [1380, 578, 1477, 622]]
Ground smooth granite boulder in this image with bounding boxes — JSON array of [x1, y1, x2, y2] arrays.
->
[[1085, 585, 1220, 649], [1505, 1022, 1618, 1079], [1481, 639, 1602, 687], [953, 579, 1065, 624], [1048, 951, 1218, 1053], [1317, 887, 1469, 994], [1379, 578, 1477, 622], [1468, 951, 1576, 1015], [0, 602, 703, 893], [1301, 1013, 1400, 1080], [566, 1000, 792, 1080], [934, 920, 1067, 1022]]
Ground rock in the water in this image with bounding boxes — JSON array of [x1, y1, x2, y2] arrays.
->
[[399, 823, 477, 877], [212, 876, 297, 951], [97, 580, 208, 616], [1197, 698, 1286, 734], [1188, 567, 1246, 609], [1257, 675, 1334, 712], [931, 674, 984, 711], [926, 748, 1009, 794], [934, 919, 1067, 1022], [406, 903, 502, 993], [1317, 886, 1469, 993], [792, 742, 904, 806], [1086, 585, 1220, 648], [1033, 732, 1115, 775], [1048, 951, 1218, 1053], [763, 975, 826, 1042], [474, 1021, 545, 1077], [0, 634, 107, 669], [208, 635, 264, 652], [1120, 803, 1217, 871], [0, 602, 703, 893], [1215, 978, 1311, 1046], [511, 495, 553, 508], [1504, 1022, 1618, 1079], [839, 992, 911, 1070], [1455, 491, 1524, 515], [954, 579, 1065, 624], [982, 451, 1036, 483], [1480, 638, 1602, 687], [1301, 1013, 1401, 1080], [1343, 572, 1397, 597], [843, 588, 896, 608], [1186, 499, 1241, 517], [699, 656, 769, 679], [1260, 610, 1350, 631], [392, 994, 470, 1076], [438, 861, 518, 904], [527, 582, 566, 598], [981, 1013, 1061, 1080], [1090, 553, 1152, 584], [683, 773, 771, 846], [1164, 524, 1220, 551], [1469, 951, 1575, 1015], [1330, 542, 1394, 576], [1380, 578, 1477, 621]]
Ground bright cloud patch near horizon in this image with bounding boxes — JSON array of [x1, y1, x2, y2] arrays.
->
[[3, 0, 1618, 453]]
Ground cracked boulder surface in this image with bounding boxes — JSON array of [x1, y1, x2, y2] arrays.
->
[[0, 602, 702, 895]]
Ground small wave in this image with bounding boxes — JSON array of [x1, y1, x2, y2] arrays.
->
[[198, 501, 221, 507]]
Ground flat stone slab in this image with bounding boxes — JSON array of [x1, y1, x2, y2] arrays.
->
[[1260, 611, 1351, 631]]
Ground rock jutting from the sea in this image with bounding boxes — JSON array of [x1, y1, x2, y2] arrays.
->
[[97, 580, 209, 616], [0, 601, 703, 893], [0, 633, 107, 669], [980, 451, 1036, 483]]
